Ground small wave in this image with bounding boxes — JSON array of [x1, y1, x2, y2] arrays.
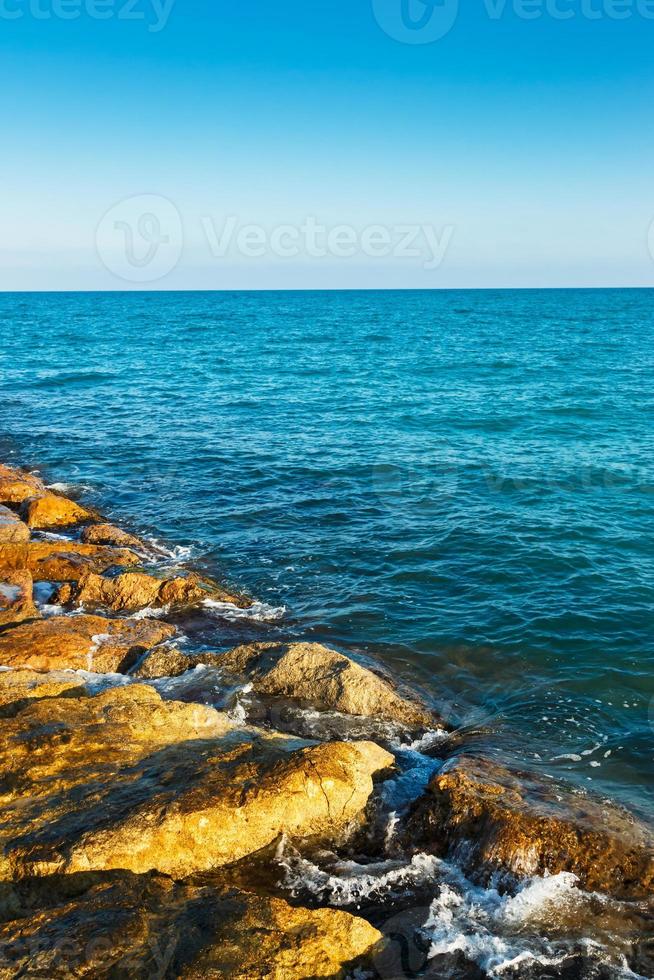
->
[[144, 538, 196, 563], [129, 605, 171, 620], [279, 846, 442, 907], [423, 864, 643, 979], [203, 599, 286, 623]]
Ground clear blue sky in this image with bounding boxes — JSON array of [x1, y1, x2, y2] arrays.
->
[[2, 0, 654, 289]]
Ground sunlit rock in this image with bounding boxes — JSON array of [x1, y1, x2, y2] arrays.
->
[[0, 614, 176, 673]]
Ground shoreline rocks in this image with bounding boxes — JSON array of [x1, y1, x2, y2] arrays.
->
[[0, 571, 39, 629], [0, 542, 141, 581], [0, 464, 46, 505], [21, 492, 96, 530], [0, 615, 177, 673], [0, 683, 393, 882], [55, 569, 249, 613], [403, 754, 654, 901], [81, 522, 148, 551], [0, 871, 383, 979], [217, 641, 437, 729], [0, 460, 650, 976], [0, 505, 30, 545]]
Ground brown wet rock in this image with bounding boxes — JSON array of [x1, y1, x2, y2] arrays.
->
[[216, 641, 436, 729], [0, 870, 383, 979], [0, 669, 85, 719], [0, 571, 40, 629], [0, 506, 30, 545], [81, 523, 147, 551], [21, 493, 96, 530], [0, 541, 140, 582], [403, 755, 654, 900], [129, 646, 223, 680], [0, 614, 177, 673], [0, 684, 393, 881], [0, 465, 46, 506], [55, 569, 242, 613]]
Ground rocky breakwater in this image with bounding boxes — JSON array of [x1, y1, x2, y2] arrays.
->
[[0, 463, 419, 977], [0, 462, 652, 979]]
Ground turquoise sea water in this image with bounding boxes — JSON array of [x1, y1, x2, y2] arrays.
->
[[1, 288, 652, 822]]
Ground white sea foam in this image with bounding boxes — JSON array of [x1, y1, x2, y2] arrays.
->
[[423, 865, 643, 978], [129, 604, 171, 620], [279, 846, 442, 907], [203, 598, 286, 623], [280, 847, 645, 980]]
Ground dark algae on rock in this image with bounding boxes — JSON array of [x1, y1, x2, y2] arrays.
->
[[0, 462, 651, 979]]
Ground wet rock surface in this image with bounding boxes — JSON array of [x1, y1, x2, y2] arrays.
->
[[0, 465, 46, 505], [216, 641, 437, 729], [81, 522, 148, 551], [0, 505, 30, 545], [0, 669, 85, 718], [0, 683, 393, 881], [0, 614, 177, 672], [0, 871, 383, 979], [0, 571, 39, 629], [0, 541, 140, 581], [55, 569, 245, 613], [21, 492, 96, 530], [404, 754, 654, 900], [130, 646, 224, 680], [0, 462, 650, 978]]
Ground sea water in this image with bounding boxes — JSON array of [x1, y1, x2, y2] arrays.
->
[[1, 288, 653, 975]]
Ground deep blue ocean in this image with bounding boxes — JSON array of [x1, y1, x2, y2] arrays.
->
[[1, 288, 652, 821]]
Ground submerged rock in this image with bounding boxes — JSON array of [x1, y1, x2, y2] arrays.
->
[[216, 641, 436, 729], [0, 614, 176, 673], [0, 684, 393, 881], [81, 522, 147, 551], [21, 492, 96, 530], [0, 669, 85, 718], [403, 755, 654, 900], [0, 571, 39, 629], [0, 464, 45, 505], [0, 541, 140, 581], [55, 569, 244, 613], [0, 505, 30, 545], [0, 871, 383, 979]]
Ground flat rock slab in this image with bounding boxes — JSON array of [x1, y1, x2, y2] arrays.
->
[[21, 493, 96, 530], [217, 641, 436, 729], [0, 542, 140, 582], [0, 571, 39, 629], [403, 755, 654, 901], [81, 523, 148, 551], [0, 465, 46, 506], [0, 615, 177, 673], [0, 506, 30, 545], [0, 684, 393, 881], [55, 570, 246, 613], [0, 871, 383, 979], [0, 669, 85, 718]]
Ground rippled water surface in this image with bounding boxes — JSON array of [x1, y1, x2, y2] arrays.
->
[[1, 288, 652, 820]]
